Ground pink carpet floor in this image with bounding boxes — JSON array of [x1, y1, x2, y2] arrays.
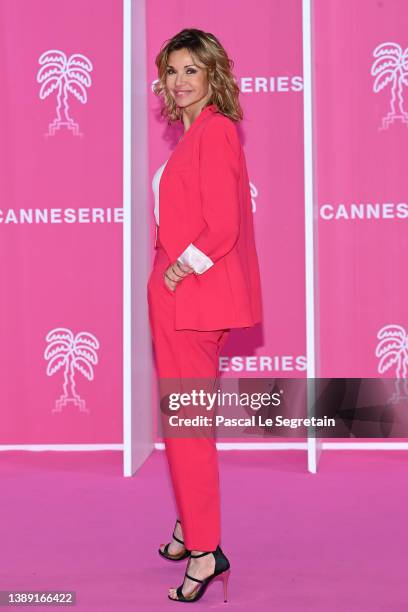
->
[[0, 449, 407, 611]]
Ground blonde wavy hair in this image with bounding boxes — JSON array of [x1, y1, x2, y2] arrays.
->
[[153, 28, 243, 123]]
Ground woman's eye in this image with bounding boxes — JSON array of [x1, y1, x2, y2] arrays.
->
[[186, 69, 197, 74], [166, 68, 175, 75]]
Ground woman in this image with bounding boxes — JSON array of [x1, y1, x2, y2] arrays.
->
[[148, 28, 262, 603]]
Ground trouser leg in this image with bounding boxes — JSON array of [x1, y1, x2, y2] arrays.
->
[[147, 248, 229, 551]]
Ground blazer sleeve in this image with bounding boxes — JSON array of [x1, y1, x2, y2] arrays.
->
[[177, 116, 241, 274]]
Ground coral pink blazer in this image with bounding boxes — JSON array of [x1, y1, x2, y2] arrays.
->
[[157, 103, 262, 331]]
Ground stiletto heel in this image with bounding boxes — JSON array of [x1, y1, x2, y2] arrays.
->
[[221, 568, 230, 602], [159, 519, 190, 561], [168, 545, 231, 603]]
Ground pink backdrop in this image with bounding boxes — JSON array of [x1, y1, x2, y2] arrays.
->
[[314, 0, 408, 378], [146, 0, 307, 385], [0, 0, 123, 443], [2, 0, 405, 446]]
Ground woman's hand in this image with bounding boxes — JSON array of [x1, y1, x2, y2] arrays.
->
[[164, 260, 194, 292]]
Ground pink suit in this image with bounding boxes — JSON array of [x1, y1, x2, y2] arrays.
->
[[147, 103, 262, 551]]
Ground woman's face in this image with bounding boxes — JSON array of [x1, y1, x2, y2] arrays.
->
[[165, 48, 211, 112]]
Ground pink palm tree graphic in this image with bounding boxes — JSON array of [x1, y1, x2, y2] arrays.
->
[[375, 324, 408, 404], [37, 49, 93, 137], [44, 327, 100, 413], [371, 42, 408, 130]]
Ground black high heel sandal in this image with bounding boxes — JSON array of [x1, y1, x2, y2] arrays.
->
[[158, 519, 191, 561], [168, 545, 231, 603]]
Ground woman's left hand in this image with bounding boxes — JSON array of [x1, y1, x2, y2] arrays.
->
[[164, 261, 194, 292]]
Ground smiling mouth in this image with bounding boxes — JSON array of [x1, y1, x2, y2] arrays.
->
[[175, 90, 192, 95]]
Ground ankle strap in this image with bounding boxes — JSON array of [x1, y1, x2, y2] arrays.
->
[[190, 550, 212, 558]]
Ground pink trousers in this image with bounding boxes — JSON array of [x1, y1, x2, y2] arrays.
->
[[147, 244, 229, 551]]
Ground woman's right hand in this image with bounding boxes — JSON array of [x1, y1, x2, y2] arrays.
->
[[164, 261, 194, 292]]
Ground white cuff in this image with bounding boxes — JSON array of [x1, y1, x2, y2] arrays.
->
[[177, 243, 214, 275]]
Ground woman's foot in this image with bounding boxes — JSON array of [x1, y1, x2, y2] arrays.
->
[[168, 550, 216, 600], [159, 519, 188, 559]]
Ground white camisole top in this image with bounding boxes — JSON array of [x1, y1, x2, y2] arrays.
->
[[152, 160, 168, 226], [151, 160, 213, 275]]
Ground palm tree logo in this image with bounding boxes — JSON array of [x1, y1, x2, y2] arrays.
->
[[250, 182, 258, 213], [375, 324, 408, 403], [44, 327, 100, 413], [36, 49, 93, 137], [371, 42, 408, 130]]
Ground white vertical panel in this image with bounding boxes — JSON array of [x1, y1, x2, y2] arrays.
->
[[123, 0, 153, 476], [302, 0, 322, 473]]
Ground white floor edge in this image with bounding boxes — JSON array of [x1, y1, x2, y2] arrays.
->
[[0, 442, 407, 451], [0, 444, 123, 451], [155, 442, 408, 451]]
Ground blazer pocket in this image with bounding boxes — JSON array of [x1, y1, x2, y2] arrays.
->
[[170, 166, 195, 175], [167, 159, 197, 174]]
